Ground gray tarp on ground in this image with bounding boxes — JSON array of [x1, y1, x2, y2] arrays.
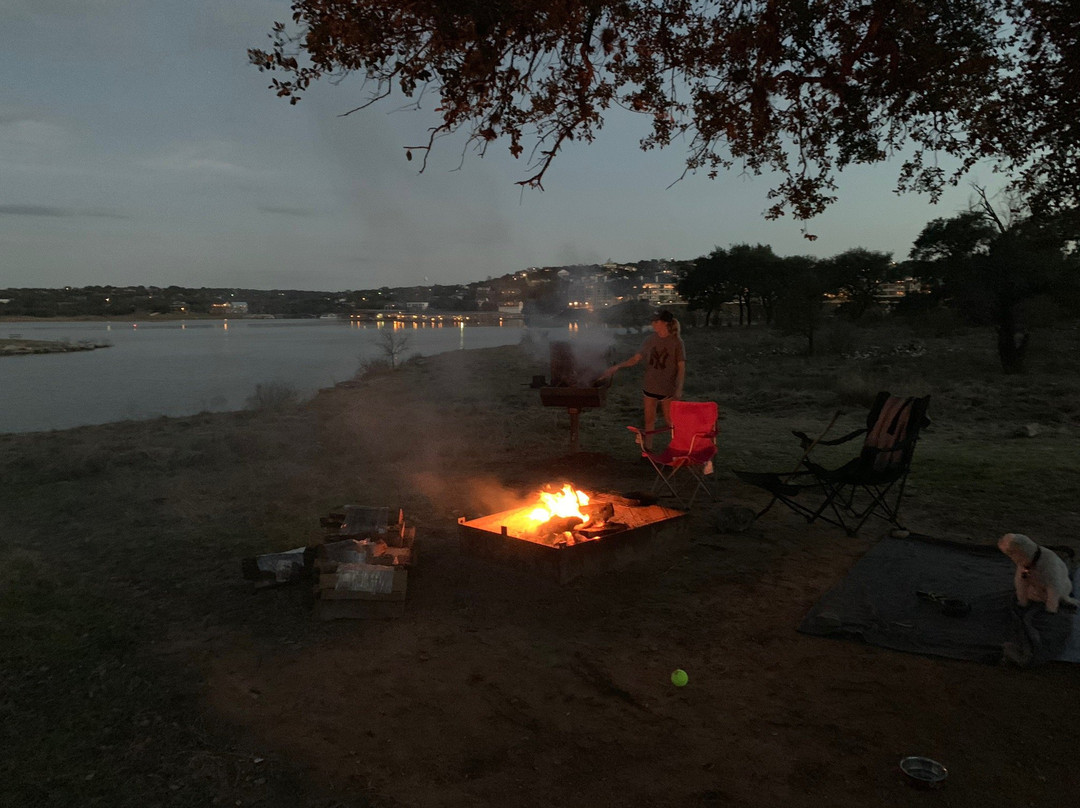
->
[[798, 534, 1080, 666]]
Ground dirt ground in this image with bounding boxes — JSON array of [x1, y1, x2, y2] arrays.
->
[[203, 502, 1078, 808], [202, 369, 1078, 808], [5, 334, 1079, 808]]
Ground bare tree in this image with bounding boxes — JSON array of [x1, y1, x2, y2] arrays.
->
[[377, 328, 411, 370]]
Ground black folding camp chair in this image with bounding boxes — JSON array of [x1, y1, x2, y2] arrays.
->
[[734, 392, 931, 535]]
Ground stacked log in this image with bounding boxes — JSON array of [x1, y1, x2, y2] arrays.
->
[[242, 505, 416, 619], [312, 507, 416, 620]]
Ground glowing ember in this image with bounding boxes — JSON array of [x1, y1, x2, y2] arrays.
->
[[527, 484, 590, 524]]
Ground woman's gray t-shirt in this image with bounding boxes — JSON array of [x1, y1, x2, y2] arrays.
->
[[639, 333, 685, 396]]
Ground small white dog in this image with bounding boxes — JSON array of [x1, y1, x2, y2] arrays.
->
[[998, 533, 1078, 613]]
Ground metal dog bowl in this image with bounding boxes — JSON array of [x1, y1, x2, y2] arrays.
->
[[900, 756, 948, 788]]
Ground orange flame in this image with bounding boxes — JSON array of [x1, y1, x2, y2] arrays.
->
[[526, 484, 590, 524]]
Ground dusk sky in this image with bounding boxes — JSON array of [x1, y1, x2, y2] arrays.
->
[[4, 0, 992, 292]]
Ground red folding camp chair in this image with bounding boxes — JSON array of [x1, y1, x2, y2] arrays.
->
[[629, 400, 720, 507]]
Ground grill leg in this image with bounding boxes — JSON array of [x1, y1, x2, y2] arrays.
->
[[568, 408, 580, 453]]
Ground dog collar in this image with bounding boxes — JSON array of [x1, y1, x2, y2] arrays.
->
[[1022, 546, 1042, 578]]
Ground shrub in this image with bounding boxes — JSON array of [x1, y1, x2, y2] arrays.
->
[[817, 320, 859, 355], [356, 357, 393, 379], [245, 381, 302, 411]]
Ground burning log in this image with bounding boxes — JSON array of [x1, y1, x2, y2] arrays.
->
[[533, 514, 584, 540], [581, 500, 615, 526]]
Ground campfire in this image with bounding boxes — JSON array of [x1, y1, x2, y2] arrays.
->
[[458, 484, 688, 582], [501, 483, 622, 546]]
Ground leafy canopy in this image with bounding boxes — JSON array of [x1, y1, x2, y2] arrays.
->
[[251, 0, 1080, 224]]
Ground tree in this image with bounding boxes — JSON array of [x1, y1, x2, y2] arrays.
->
[[824, 248, 896, 321], [909, 188, 1080, 373], [252, 0, 1080, 225], [725, 243, 781, 325], [677, 248, 738, 327], [679, 244, 783, 326], [772, 256, 831, 356]]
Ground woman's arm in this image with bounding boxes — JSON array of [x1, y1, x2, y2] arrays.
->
[[600, 351, 642, 377]]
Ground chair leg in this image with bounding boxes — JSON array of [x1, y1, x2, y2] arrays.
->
[[648, 464, 689, 508], [755, 497, 779, 519], [685, 466, 718, 507]]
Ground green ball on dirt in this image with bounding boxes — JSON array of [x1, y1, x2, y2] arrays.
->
[[671, 668, 688, 687]]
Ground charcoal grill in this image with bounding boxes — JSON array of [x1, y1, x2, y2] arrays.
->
[[536, 340, 610, 452]]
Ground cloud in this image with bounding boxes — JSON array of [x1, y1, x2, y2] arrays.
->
[[0, 204, 127, 219], [138, 145, 261, 178], [258, 205, 314, 217], [0, 113, 73, 152], [0, 205, 66, 217]]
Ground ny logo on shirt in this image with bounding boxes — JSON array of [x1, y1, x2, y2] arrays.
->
[[649, 346, 669, 370]]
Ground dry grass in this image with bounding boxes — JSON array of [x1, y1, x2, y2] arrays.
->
[[1, 320, 1079, 807]]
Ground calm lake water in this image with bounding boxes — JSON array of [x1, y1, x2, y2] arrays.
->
[[0, 319, 559, 434]]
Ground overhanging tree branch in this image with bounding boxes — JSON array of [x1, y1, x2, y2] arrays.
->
[[249, 0, 1080, 224]]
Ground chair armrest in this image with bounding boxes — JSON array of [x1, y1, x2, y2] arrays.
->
[[627, 426, 673, 436], [685, 431, 718, 455], [792, 427, 866, 449]]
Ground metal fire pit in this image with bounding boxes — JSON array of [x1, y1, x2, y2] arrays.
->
[[458, 498, 688, 583]]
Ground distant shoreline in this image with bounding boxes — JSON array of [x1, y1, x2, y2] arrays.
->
[[0, 337, 111, 356], [0, 311, 526, 325], [0, 313, 217, 323]]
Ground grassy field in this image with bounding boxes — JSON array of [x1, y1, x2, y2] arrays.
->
[[2, 318, 1078, 807]]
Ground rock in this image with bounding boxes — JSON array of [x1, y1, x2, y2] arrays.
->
[[713, 505, 756, 534], [1013, 423, 1041, 438]]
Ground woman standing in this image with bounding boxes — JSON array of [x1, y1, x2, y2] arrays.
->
[[599, 309, 686, 451]]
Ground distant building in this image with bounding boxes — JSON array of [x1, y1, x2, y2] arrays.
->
[[567, 272, 620, 311], [210, 301, 248, 316], [640, 281, 682, 306], [405, 301, 430, 311], [876, 278, 922, 303]]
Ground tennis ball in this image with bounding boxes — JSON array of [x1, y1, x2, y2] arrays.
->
[[670, 668, 688, 687]]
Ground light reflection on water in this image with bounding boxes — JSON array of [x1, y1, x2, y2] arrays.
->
[[0, 318, 561, 434]]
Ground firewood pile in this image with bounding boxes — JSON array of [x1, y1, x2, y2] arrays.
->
[[241, 505, 416, 619]]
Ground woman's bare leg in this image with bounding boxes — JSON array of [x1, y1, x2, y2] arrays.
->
[[642, 395, 659, 451], [659, 397, 673, 428]]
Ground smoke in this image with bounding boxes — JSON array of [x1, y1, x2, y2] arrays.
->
[[411, 472, 531, 515], [519, 328, 618, 386]]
